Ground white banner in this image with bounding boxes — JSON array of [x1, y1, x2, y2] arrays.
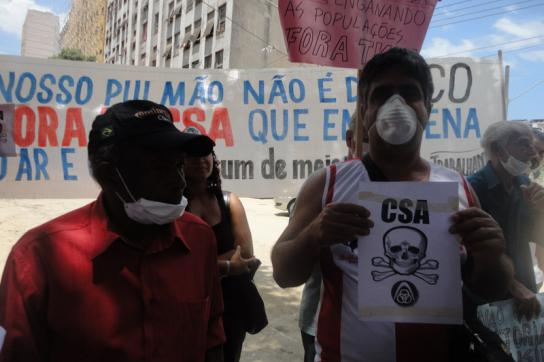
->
[[0, 104, 15, 157], [0, 56, 503, 198]]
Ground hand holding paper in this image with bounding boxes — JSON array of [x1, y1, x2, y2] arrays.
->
[[307, 203, 374, 247], [449, 207, 506, 266]]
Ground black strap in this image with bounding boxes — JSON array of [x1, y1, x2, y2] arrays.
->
[[362, 154, 389, 181], [221, 190, 231, 222]]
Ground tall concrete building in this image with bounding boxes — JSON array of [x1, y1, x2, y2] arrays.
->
[[60, 0, 108, 62], [104, 0, 291, 69], [21, 10, 60, 58]]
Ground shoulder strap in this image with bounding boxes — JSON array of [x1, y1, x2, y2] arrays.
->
[[362, 154, 388, 181], [222, 190, 230, 208], [325, 164, 337, 204], [459, 173, 476, 207], [221, 191, 232, 220]]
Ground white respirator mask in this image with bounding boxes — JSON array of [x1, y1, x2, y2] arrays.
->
[[501, 155, 531, 177], [374, 95, 419, 145], [115, 168, 187, 225]]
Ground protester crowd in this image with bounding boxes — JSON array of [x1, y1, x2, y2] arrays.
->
[[0, 48, 542, 362]]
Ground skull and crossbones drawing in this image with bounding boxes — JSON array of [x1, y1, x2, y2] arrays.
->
[[371, 226, 439, 285]]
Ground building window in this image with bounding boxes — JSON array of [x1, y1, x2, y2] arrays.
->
[[186, 0, 193, 12], [217, 4, 226, 36], [174, 33, 181, 55], [183, 25, 191, 49], [192, 40, 200, 55], [205, 32, 213, 54], [204, 55, 212, 68], [191, 60, 199, 69], [183, 64, 189, 69], [207, 10, 214, 21], [183, 48, 189, 65], [154, 13, 159, 34], [142, 22, 148, 41], [215, 49, 223, 69]]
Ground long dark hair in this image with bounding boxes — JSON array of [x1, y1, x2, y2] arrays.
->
[[184, 150, 222, 197]]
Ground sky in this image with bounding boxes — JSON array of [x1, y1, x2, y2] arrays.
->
[[0, 0, 542, 120]]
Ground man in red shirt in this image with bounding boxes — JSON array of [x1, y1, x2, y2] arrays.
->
[[0, 100, 225, 361]]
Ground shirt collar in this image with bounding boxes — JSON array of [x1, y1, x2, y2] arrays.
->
[[481, 162, 501, 190], [481, 162, 528, 191], [91, 194, 191, 283]]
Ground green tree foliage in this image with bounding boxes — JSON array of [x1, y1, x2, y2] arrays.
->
[[53, 48, 96, 62]]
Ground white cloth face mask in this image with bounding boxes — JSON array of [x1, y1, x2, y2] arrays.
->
[[375, 94, 419, 145], [501, 155, 531, 177], [115, 168, 187, 225]]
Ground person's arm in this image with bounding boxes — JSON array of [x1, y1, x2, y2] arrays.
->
[[271, 169, 374, 288], [0, 244, 48, 362], [521, 182, 544, 245], [217, 246, 254, 277], [228, 193, 254, 258], [450, 205, 513, 301], [216, 193, 257, 277], [510, 278, 541, 320], [205, 230, 226, 361], [536, 244, 544, 275]]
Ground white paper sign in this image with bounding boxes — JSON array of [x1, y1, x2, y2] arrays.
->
[[477, 294, 544, 361], [358, 182, 463, 324], [0, 104, 15, 157]]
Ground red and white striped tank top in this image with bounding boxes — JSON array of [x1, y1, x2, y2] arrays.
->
[[315, 159, 473, 362]]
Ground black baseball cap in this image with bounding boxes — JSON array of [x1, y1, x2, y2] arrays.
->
[[88, 100, 215, 154]]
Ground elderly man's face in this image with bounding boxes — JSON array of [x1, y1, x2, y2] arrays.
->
[[112, 145, 186, 204], [362, 70, 428, 149], [502, 132, 537, 165], [531, 137, 544, 169]]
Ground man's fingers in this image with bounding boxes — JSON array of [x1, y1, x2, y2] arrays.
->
[[321, 220, 372, 244], [323, 210, 374, 229], [465, 238, 505, 255], [449, 217, 497, 234], [452, 207, 490, 221], [459, 227, 504, 245], [514, 297, 541, 321], [325, 203, 371, 218]]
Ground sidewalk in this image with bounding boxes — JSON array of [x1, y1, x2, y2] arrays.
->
[[0, 197, 304, 361]]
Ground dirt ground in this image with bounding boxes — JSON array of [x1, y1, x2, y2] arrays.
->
[[0, 197, 304, 361]]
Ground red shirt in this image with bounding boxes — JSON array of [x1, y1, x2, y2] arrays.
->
[[0, 196, 225, 362]]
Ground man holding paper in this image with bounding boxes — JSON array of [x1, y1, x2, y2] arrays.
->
[[469, 121, 544, 319], [272, 48, 512, 361]]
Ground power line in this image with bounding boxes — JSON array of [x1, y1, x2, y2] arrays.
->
[[430, 3, 544, 28], [433, 0, 518, 18], [201, 0, 287, 56], [481, 42, 544, 58], [435, 0, 473, 10], [431, 36, 544, 58], [509, 80, 544, 103], [432, 0, 537, 25]]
